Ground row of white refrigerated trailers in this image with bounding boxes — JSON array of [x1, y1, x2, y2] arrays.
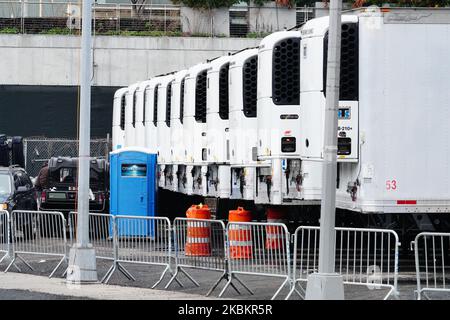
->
[[112, 8, 450, 225]]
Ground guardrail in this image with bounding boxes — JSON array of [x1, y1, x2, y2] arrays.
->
[[0, 210, 9, 265], [414, 232, 450, 300], [287, 226, 400, 300], [5, 210, 67, 278], [219, 221, 291, 300], [167, 217, 231, 296], [102, 215, 173, 288], [68, 211, 114, 280]]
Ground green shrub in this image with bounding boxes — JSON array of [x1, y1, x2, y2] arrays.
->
[[0, 27, 19, 34], [40, 28, 73, 35]]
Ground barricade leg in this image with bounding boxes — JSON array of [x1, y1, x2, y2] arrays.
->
[[271, 277, 289, 300], [151, 265, 175, 289], [206, 271, 241, 297], [102, 261, 136, 284], [165, 266, 200, 289], [285, 280, 305, 300], [49, 256, 67, 278], [218, 273, 254, 298]]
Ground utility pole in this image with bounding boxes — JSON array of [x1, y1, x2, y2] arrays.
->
[[305, 0, 344, 300], [66, 0, 98, 284]]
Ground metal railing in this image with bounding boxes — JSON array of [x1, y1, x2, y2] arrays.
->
[[0, 210, 9, 265], [68, 211, 114, 262], [166, 217, 229, 296], [287, 226, 400, 300], [102, 215, 173, 288], [220, 221, 291, 300], [5, 210, 67, 278], [0, 1, 182, 35], [414, 232, 450, 300]]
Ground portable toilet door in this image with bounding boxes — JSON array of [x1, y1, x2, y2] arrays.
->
[[110, 147, 157, 237]]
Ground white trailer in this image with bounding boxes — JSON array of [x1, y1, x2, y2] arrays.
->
[[229, 48, 259, 201], [112, 87, 128, 151], [156, 74, 176, 189], [170, 70, 188, 193], [143, 77, 163, 153], [133, 81, 149, 148], [183, 62, 210, 196], [206, 55, 232, 199], [300, 8, 450, 215], [124, 83, 140, 148], [256, 30, 322, 205]]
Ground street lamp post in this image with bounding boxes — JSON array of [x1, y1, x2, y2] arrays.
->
[[66, 0, 98, 284], [305, 0, 344, 300]]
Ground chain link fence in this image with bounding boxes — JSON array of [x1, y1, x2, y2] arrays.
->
[[23, 137, 110, 177]]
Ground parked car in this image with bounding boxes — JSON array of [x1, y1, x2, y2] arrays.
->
[[0, 165, 38, 239], [38, 157, 109, 214]]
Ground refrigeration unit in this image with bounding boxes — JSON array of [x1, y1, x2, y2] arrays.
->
[[228, 48, 259, 201], [182, 61, 210, 196], [170, 70, 188, 193], [143, 77, 163, 153], [156, 74, 176, 190], [300, 9, 450, 214], [205, 55, 232, 199], [255, 30, 322, 205], [112, 87, 128, 151], [124, 82, 140, 148]]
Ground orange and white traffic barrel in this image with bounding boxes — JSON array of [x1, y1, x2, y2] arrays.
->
[[185, 204, 211, 256], [265, 207, 286, 250], [228, 207, 252, 259]]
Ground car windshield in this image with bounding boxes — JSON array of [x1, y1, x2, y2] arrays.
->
[[50, 166, 103, 190], [0, 174, 11, 195]]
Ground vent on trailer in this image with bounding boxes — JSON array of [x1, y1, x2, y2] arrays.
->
[[166, 81, 173, 127], [195, 70, 208, 123], [180, 78, 185, 124], [219, 63, 230, 120], [243, 56, 258, 118], [272, 37, 300, 105], [153, 84, 159, 127], [143, 88, 147, 125], [120, 95, 126, 130], [132, 90, 137, 127], [323, 22, 359, 101]]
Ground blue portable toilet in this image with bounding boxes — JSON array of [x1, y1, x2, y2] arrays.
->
[[110, 147, 157, 237]]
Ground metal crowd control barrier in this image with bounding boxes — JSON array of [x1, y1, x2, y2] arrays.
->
[[414, 232, 450, 300], [287, 226, 400, 300], [0, 210, 9, 265], [103, 215, 173, 288], [68, 212, 114, 278], [220, 221, 291, 300], [5, 210, 67, 278], [167, 218, 234, 296]]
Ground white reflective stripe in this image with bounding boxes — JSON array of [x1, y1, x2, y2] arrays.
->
[[187, 222, 208, 228], [265, 233, 284, 239], [229, 241, 253, 246], [229, 224, 251, 231], [187, 237, 210, 244]]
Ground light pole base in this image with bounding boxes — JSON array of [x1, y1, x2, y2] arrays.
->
[[305, 273, 344, 300], [66, 244, 98, 284]]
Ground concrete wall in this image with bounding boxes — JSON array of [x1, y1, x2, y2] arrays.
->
[[180, 7, 230, 36], [248, 2, 296, 33], [0, 34, 261, 87]]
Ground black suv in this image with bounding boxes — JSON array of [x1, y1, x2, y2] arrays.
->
[[0, 165, 37, 213], [38, 157, 109, 214]]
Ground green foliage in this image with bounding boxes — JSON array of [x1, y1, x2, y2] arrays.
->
[[99, 30, 183, 37], [171, 0, 241, 9], [0, 27, 19, 34], [40, 27, 73, 35]]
